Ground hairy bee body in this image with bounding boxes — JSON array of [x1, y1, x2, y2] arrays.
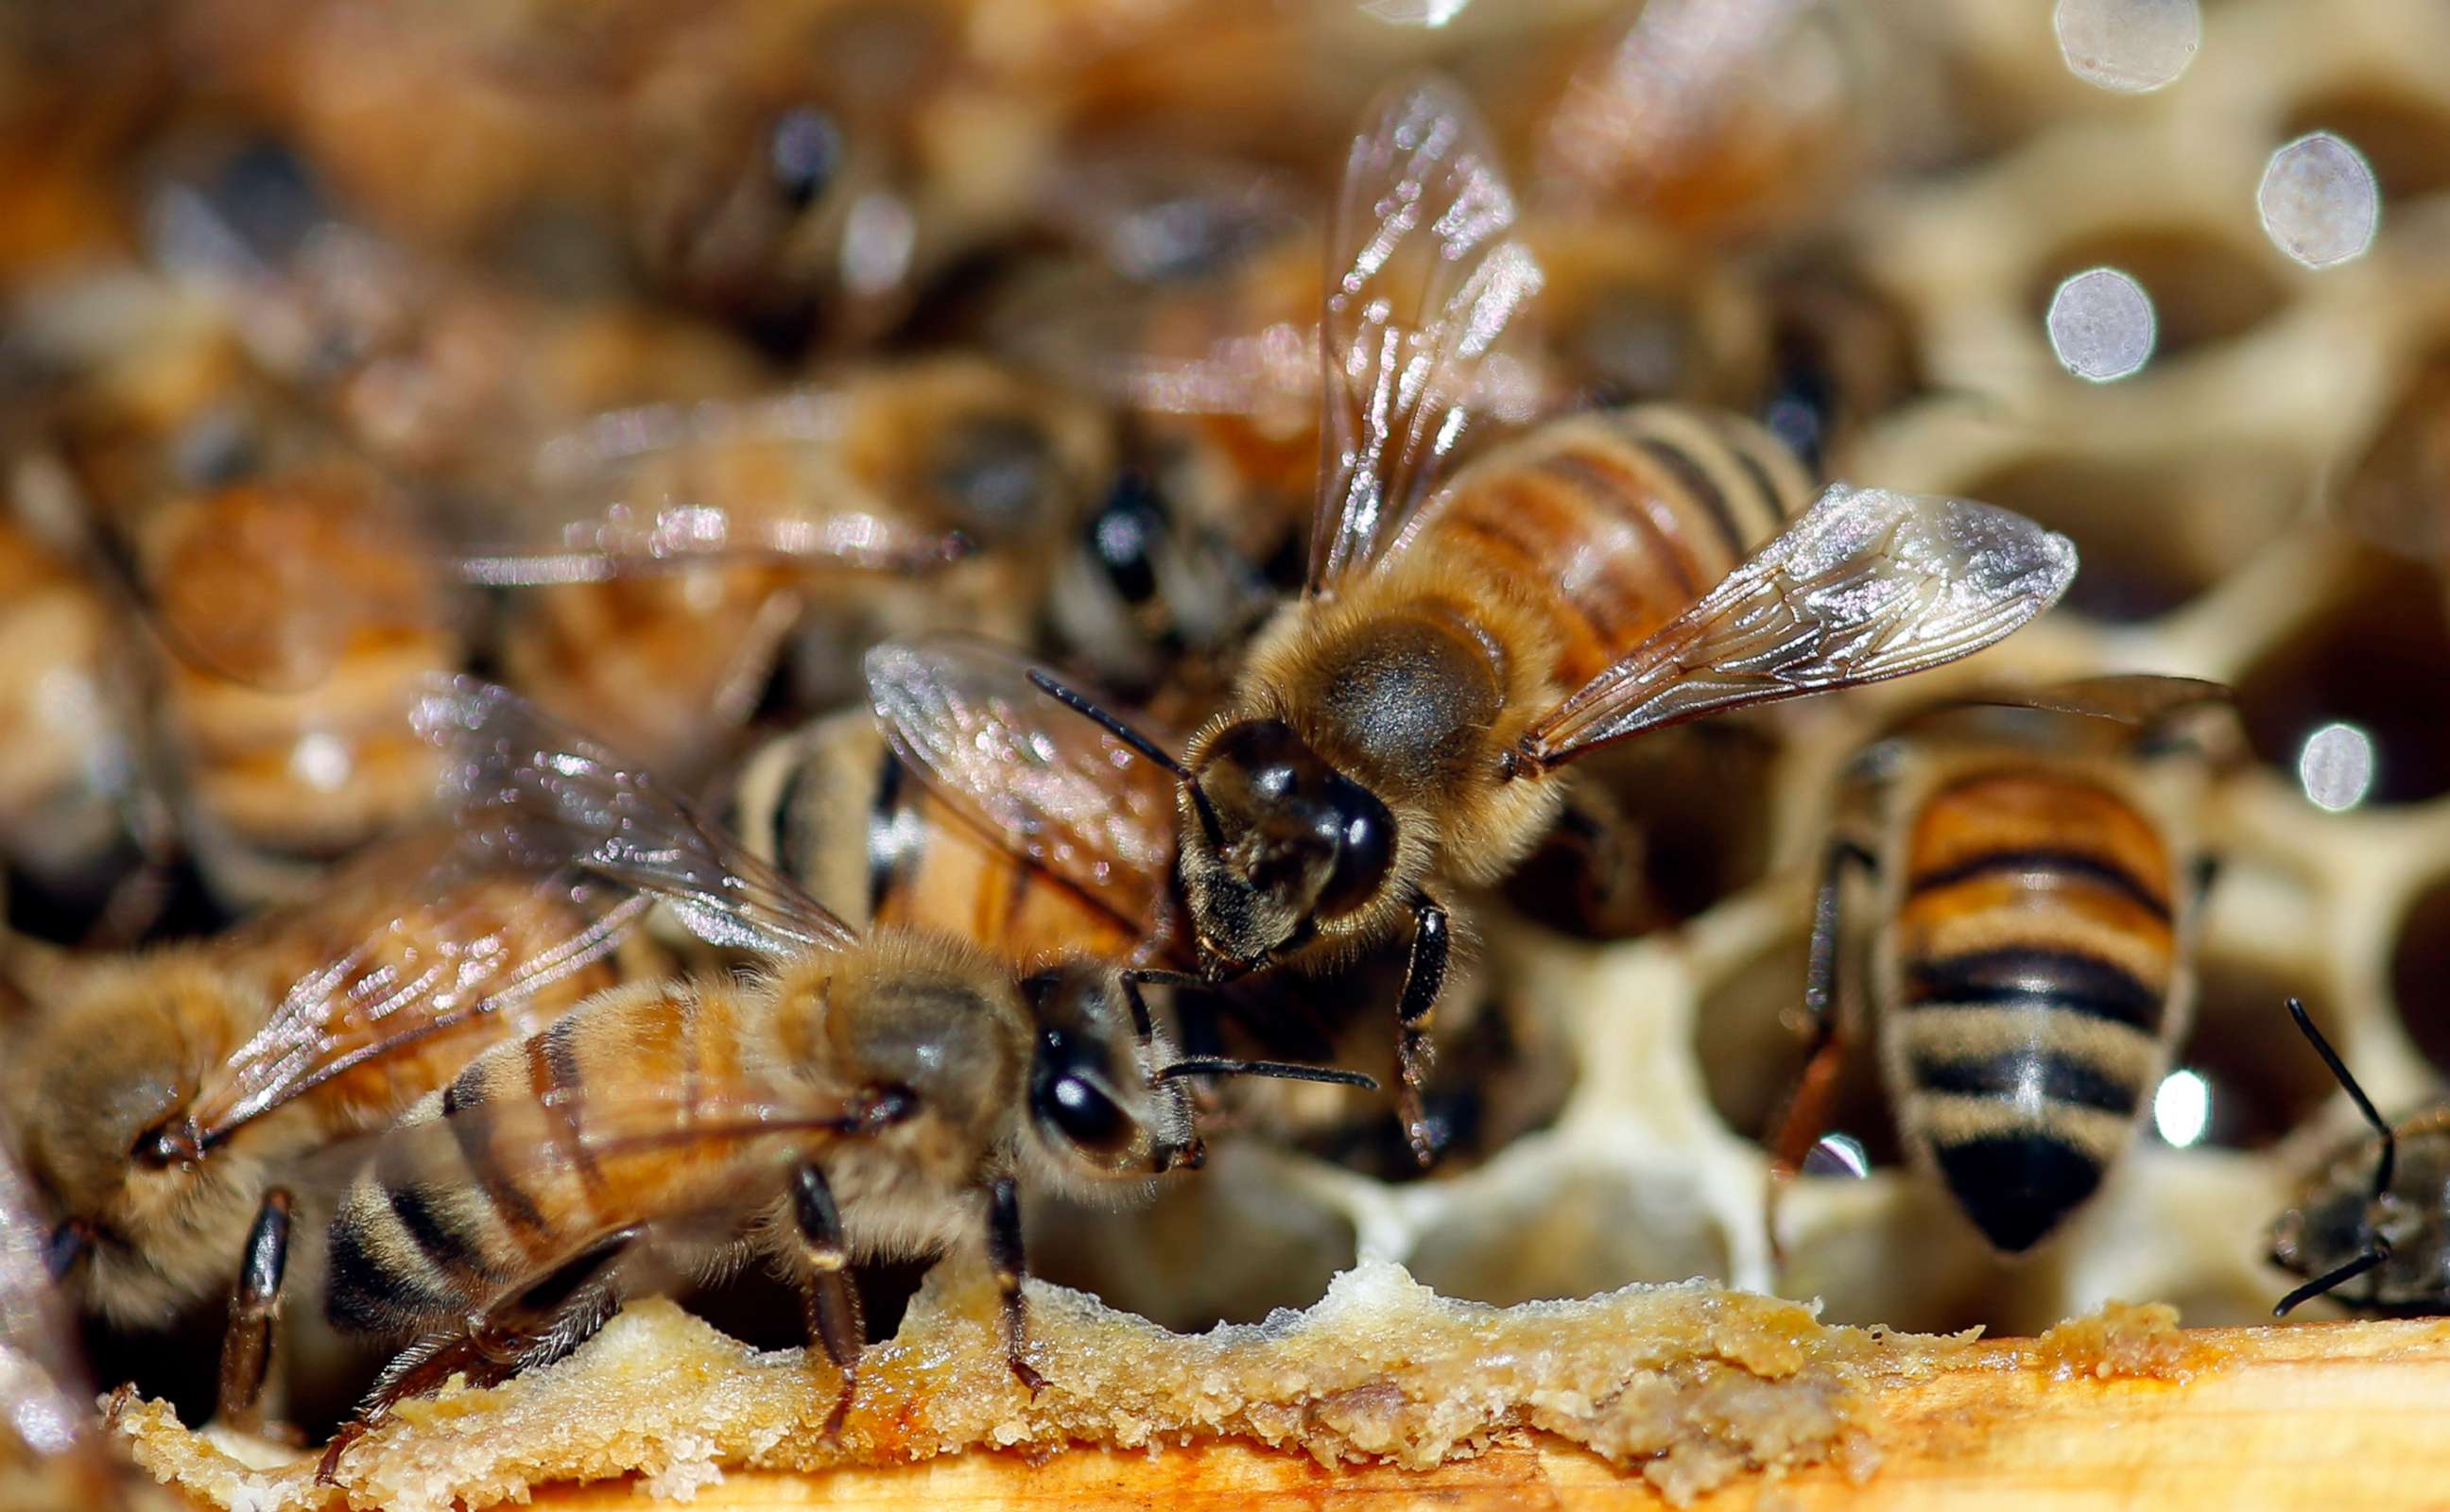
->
[[1800, 685, 2231, 1256], [7, 857, 647, 1325], [729, 711, 1143, 966], [326, 935, 1032, 1336], [1210, 403, 1813, 949], [1872, 764, 2186, 1253]]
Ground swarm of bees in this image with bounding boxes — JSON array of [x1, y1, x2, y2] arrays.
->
[[5, 0, 2447, 1503]]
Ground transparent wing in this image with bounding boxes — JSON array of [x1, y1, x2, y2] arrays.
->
[[414, 675, 860, 957], [1521, 484, 2079, 767], [1310, 73, 1544, 593], [0, 1126, 94, 1435], [451, 394, 970, 586], [1964, 674, 2233, 730], [185, 823, 652, 1147], [864, 637, 1178, 929]]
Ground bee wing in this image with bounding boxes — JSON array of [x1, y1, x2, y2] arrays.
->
[[1310, 74, 1544, 593], [186, 825, 653, 1147], [992, 261, 1316, 419], [864, 637, 1178, 930], [449, 394, 971, 586], [0, 1125, 94, 1426], [1958, 674, 2234, 729], [415, 674, 862, 957], [1520, 484, 2079, 767]]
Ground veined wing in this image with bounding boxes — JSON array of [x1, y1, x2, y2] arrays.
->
[[1310, 73, 1543, 593], [865, 637, 1177, 931], [453, 393, 970, 586], [1520, 484, 2077, 768], [414, 674, 861, 958]]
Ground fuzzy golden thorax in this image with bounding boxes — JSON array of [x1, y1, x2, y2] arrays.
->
[[1177, 552, 1570, 973]]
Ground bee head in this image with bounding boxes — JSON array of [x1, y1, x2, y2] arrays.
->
[[1179, 718, 1394, 971], [1019, 963, 1192, 1189]]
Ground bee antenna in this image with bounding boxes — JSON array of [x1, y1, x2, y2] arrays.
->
[[1027, 668, 1225, 846], [2274, 1242, 2393, 1317], [1155, 1057, 1379, 1091], [2287, 997, 2396, 1198]]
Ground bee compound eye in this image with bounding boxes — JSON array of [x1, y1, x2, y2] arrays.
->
[[768, 107, 846, 213]]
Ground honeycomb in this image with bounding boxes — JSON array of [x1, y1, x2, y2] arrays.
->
[[5, 0, 2449, 1503]]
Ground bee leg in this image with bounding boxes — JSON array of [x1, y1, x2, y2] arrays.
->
[[791, 1163, 865, 1441], [1764, 838, 1876, 1277], [216, 1187, 292, 1434], [1508, 791, 1661, 939], [987, 1175, 1046, 1395], [317, 1227, 639, 1486], [1394, 893, 1451, 1168]]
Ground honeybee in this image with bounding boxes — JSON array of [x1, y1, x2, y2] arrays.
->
[[2269, 998, 2450, 1317], [1769, 676, 2236, 1259], [878, 76, 2078, 1162], [471, 355, 1113, 768], [6, 815, 654, 1430], [1519, 0, 1889, 245], [0, 1122, 171, 1511], [724, 703, 1143, 966], [316, 679, 1366, 1477], [0, 507, 155, 927]]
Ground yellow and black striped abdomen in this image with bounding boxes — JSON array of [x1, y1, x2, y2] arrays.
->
[[1418, 404, 1811, 693], [1881, 770, 2179, 1254], [324, 979, 773, 1334]]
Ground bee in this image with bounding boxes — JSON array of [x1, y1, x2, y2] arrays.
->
[[724, 702, 1144, 967], [0, 508, 154, 926], [6, 814, 655, 1431], [1520, 0, 1888, 245], [877, 76, 2078, 1162], [1768, 676, 2236, 1258], [469, 354, 1113, 768], [315, 679, 1367, 1478], [2269, 998, 2450, 1317], [0, 1120, 168, 1511]]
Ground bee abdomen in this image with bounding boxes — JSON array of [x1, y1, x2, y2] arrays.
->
[[1424, 405, 1808, 691], [1902, 945, 2166, 1032]]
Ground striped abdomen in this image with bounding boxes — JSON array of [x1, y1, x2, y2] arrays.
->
[[1883, 770, 2179, 1253], [325, 978, 782, 1334], [1415, 405, 1811, 692], [734, 713, 1145, 968]]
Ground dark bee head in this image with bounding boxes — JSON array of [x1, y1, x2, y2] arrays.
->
[[1179, 719, 1396, 970], [929, 410, 1065, 547], [2269, 999, 2450, 1314], [1019, 963, 1193, 1187], [768, 106, 847, 215]]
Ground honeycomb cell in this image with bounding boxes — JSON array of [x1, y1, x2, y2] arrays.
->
[[1507, 722, 1781, 938], [1406, 1160, 1733, 1305], [1695, 925, 1905, 1170], [2028, 229, 2286, 361], [2390, 871, 2450, 1081], [1024, 1145, 1357, 1332], [2281, 86, 2450, 203], [2157, 955, 2338, 1150], [2237, 553, 2450, 803], [1955, 450, 2300, 623]]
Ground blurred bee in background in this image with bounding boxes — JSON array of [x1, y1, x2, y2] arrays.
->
[[2269, 997, 2450, 1317], [467, 354, 1111, 772], [0, 502, 157, 938], [3, 271, 473, 914], [896, 76, 2076, 1161], [0, 1124, 173, 1511], [7, 808, 655, 1431], [316, 679, 1367, 1476], [1769, 677, 2237, 1260], [1512, 0, 1895, 247]]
